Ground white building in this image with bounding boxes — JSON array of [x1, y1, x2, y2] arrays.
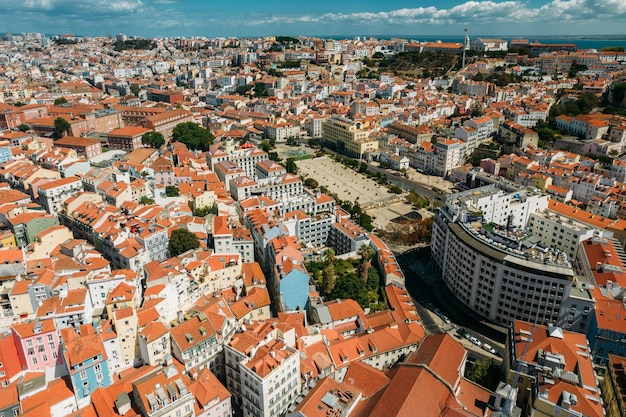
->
[[527, 210, 609, 260], [470, 38, 508, 52], [435, 139, 465, 176], [37, 177, 84, 216], [225, 325, 300, 417], [431, 185, 576, 327]]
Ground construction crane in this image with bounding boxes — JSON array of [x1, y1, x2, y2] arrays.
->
[[502, 322, 536, 417]]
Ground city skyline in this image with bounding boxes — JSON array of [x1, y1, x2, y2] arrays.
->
[[1, 0, 626, 39]]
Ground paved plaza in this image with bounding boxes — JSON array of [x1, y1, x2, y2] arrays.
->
[[296, 156, 395, 207]]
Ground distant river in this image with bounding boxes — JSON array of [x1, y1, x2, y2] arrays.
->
[[328, 35, 626, 51]]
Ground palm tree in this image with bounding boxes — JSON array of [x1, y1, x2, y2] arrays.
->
[[323, 248, 335, 265]]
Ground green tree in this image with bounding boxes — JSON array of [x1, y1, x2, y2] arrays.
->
[[466, 359, 491, 383], [168, 228, 200, 257], [139, 196, 155, 205], [367, 267, 381, 290], [321, 263, 336, 294], [285, 158, 298, 174], [130, 85, 140, 96], [259, 141, 274, 152], [53, 117, 71, 139], [194, 203, 218, 217], [358, 212, 374, 231], [612, 83, 626, 105], [54, 97, 68, 105], [142, 131, 165, 148], [601, 46, 625, 52], [323, 248, 335, 265], [407, 191, 429, 208], [17, 124, 30, 132], [576, 93, 599, 114], [172, 122, 214, 151], [165, 186, 180, 197], [470, 103, 484, 118], [268, 151, 280, 162], [254, 84, 269, 97], [329, 274, 369, 308], [236, 85, 254, 95], [303, 178, 319, 188]]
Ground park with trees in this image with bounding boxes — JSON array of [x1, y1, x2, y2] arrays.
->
[[306, 246, 386, 312]]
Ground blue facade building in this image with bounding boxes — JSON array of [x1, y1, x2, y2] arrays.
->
[[279, 265, 309, 311], [63, 330, 112, 406], [0, 148, 12, 164]]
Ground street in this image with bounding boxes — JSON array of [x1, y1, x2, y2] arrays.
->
[[398, 247, 508, 362]]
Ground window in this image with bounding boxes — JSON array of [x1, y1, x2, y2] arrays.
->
[[80, 370, 87, 380], [96, 373, 103, 382], [95, 363, 102, 373]]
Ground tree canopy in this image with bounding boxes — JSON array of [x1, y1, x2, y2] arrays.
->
[[142, 131, 165, 148], [165, 186, 180, 197], [54, 97, 68, 105], [329, 273, 369, 308], [172, 122, 214, 151], [168, 228, 200, 257], [285, 158, 298, 174], [53, 117, 71, 139]]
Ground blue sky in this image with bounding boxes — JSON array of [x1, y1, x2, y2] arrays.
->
[[1, 0, 625, 38]]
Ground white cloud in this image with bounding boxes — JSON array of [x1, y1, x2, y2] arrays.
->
[[242, 0, 626, 28]]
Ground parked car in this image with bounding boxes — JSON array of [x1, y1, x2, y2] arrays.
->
[[433, 308, 442, 316], [482, 343, 497, 354], [469, 336, 482, 347], [440, 315, 451, 324]]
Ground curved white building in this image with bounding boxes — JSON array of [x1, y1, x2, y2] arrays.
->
[[441, 221, 574, 326], [431, 185, 575, 326]]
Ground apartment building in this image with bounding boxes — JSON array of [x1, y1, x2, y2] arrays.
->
[[144, 109, 194, 139], [506, 321, 603, 417], [107, 126, 151, 152], [54, 136, 103, 159], [225, 328, 300, 417], [527, 210, 605, 260], [62, 330, 112, 407], [435, 139, 465, 177], [602, 354, 626, 417], [431, 186, 573, 326], [170, 314, 222, 374], [322, 117, 378, 159], [37, 176, 84, 216], [131, 364, 195, 417], [12, 318, 64, 376]]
